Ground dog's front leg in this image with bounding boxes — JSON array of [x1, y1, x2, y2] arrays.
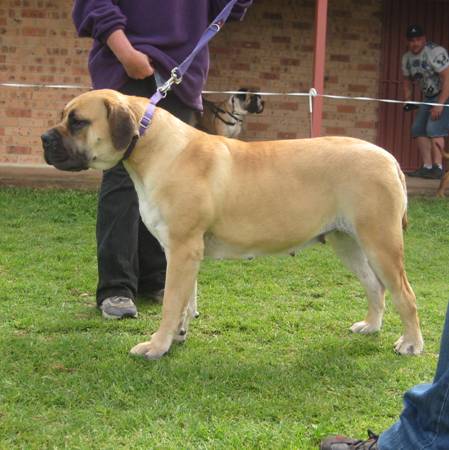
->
[[173, 280, 198, 343], [130, 240, 202, 360]]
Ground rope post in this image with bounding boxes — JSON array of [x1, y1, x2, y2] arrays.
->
[[308, 88, 317, 138], [311, 0, 328, 137]]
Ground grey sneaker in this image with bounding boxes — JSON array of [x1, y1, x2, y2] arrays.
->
[[100, 296, 138, 319], [320, 430, 379, 450]]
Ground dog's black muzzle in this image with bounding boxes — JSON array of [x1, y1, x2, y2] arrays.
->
[[248, 95, 265, 114], [41, 129, 89, 172]]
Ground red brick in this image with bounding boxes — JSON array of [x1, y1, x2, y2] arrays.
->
[[277, 102, 299, 111], [330, 54, 351, 63], [6, 108, 32, 118], [246, 122, 269, 132], [357, 63, 377, 71], [326, 127, 347, 135], [355, 121, 376, 129], [259, 72, 280, 80], [280, 58, 300, 66], [277, 132, 297, 139], [7, 146, 31, 155], [348, 84, 368, 93], [337, 105, 356, 113], [22, 27, 47, 37], [272, 36, 291, 44], [230, 62, 251, 71]]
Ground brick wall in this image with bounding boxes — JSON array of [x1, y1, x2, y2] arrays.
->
[[0, 0, 383, 166]]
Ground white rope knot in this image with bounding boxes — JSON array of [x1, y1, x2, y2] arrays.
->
[[308, 88, 318, 114]]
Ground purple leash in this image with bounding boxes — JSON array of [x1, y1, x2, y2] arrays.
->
[[136, 0, 239, 138]]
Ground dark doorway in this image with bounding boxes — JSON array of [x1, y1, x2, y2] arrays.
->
[[377, 0, 449, 170]]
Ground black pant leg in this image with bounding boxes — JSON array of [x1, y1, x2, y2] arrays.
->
[[96, 162, 140, 303]]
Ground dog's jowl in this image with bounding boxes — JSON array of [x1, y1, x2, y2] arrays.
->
[[42, 89, 424, 360]]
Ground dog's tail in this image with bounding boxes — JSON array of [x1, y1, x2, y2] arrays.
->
[[396, 161, 408, 231]]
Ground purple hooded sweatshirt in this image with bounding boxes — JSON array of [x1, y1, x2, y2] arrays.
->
[[72, 0, 252, 110]]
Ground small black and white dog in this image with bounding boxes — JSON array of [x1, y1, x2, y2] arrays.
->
[[197, 88, 265, 138]]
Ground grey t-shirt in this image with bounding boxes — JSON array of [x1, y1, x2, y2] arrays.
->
[[402, 42, 449, 97]]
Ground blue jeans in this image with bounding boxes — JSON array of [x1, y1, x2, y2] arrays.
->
[[411, 95, 449, 138], [378, 302, 449, 450]]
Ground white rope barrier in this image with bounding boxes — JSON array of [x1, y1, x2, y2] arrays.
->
[[1, 82, 448, 108]]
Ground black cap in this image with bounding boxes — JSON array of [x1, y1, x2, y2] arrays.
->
[[406, 24, 424, 39]]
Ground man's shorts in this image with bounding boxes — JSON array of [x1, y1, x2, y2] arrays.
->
[[411, 95, 449, 138]]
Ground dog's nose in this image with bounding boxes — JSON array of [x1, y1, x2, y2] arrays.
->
[[41, 132, 53, 147]]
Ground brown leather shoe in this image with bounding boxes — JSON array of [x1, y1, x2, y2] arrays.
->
[[320, 430, 379, 450]]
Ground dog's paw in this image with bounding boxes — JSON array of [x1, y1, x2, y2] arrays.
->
[[350, 320, 381, 334], [394, 335, 424, 356], [172, 328, 187, 343], [130, 335, 172, 360]]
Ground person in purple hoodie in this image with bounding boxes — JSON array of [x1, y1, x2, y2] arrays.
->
[[72, 0, 252, 319]]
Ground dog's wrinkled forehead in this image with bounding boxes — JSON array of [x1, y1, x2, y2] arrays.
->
[[62, 94, 108, 127]]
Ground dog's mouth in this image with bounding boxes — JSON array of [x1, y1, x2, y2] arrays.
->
[[41, 129, 89, 172]]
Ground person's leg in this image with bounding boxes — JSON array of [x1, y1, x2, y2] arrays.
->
[[378, 301, 449, 450], [407, 103, 433, 177], [96, 162, 140, 304], [426, 99, 449, 178], [431, 137, 444, 167], [96, 77, 161, 313], [320, 301, 449, 450], [417, 136, 433, 167]]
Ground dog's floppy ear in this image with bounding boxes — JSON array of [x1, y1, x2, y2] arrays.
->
[[237, 87, 249, 102], [104, 99, 138, 151]]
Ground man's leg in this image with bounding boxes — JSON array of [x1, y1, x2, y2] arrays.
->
[[320, 301, 449, 450], [96, 162, 140, 313], [407, 102, 433, 177], [96, 77, 163, 317], [431, 137, 444, 167], [378, 301, 449, 450], [417, 136, 433, 167]]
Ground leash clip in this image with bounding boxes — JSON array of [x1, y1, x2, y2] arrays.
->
[[157, 67, 183, 98]]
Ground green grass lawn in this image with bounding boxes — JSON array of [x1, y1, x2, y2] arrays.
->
[[0, 188, 448, 449]]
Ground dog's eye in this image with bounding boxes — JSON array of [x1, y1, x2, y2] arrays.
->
[[70, 118, 90, 132]]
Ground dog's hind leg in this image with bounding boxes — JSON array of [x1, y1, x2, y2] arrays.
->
[[355, 224, 423, 355], [327, 231, 386, 334]]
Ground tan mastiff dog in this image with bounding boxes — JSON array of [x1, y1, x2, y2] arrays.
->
[[42, 89, 424, 360]]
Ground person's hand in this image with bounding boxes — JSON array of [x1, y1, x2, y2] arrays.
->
[[431, 104, 444, 121], [120, 48, 154, 80], [403, 103, 419, 112], [106, 30, 154, 80]]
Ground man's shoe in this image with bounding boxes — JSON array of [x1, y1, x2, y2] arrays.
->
[[320, 430, 379, 450], [100, 296, 138, 319], [406, 166, 433, 178], [423, 164, 443, 179]]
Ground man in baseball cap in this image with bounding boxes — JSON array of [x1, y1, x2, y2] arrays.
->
[[402, 24, 449, 179], [406, 24, 424, 39]]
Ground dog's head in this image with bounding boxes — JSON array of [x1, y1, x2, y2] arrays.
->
[[41, 89, 139, 171], [233, 88, 265, 115]]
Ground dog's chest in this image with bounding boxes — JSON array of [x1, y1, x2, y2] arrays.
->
[[127, 171, 169, 248]]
